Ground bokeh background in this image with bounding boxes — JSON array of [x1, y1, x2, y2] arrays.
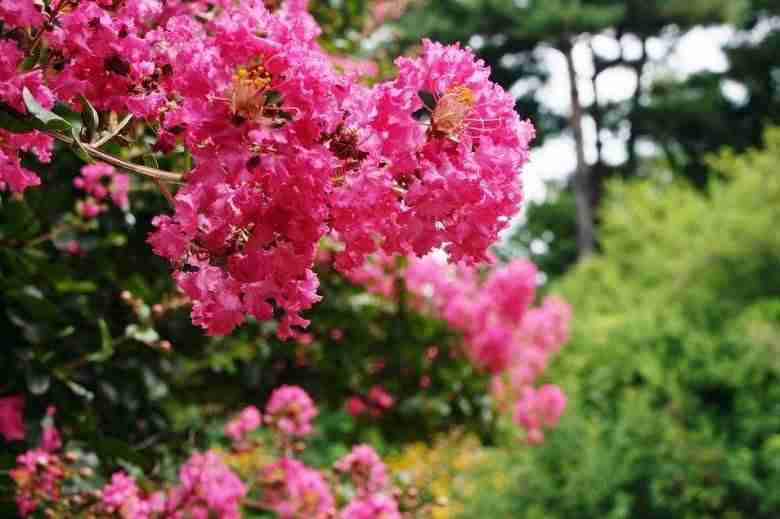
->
[[2, 1, 780, 517]]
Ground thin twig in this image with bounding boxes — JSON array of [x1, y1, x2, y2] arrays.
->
[[48, 131, 183, 182], [23, 224, 70, 248], [92, 113, 134, 147], [242, 499, 267, 511], [153, 177, 176, 205]]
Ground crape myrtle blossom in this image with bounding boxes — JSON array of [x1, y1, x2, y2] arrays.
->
[[259, 458, 335, 519], [265, 385, 317, 438], [0, 0, 533, 339], [345, 395, 368, 416], [224, 405, 262, 442], [40, 406, 62, 453], [10, 407, 66, 516], [97, 451, 246, 518], [514, 385, 567, 445], [0, 394, 25, 442], [405, 256, 570, 442], [0, 40, 53, 194], [10, 449, 64, 516], [10, 387, 405, 517], [166, 450, 247, 518], [74, 163, 130, 217], [335, 444, 390, 496], [341, 493, 402, 519], [348, 253, 571, 442]]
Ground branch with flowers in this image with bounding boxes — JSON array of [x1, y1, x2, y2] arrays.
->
[[0, 1, 569, 517]]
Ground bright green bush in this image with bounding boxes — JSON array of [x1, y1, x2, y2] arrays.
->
[[456, 129, 780, 518]]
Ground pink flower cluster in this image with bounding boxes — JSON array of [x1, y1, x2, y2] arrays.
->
[[514, 385, 567, 444], [10, 449, 64, 516], [167, 450, 247, 518], [258, 444, 397, 518], [264, 385, 317, 438], [0, 38, 53, 194], [371, 0, 416, 25], [405, 256, 571, 441], [9, 406, 65, 516], [341, 494, 402, 519], [9, 388, 405, 517], [224, 405, 262, 442], [3, 1, 532, 339], [259, 458, 335, 519], [345, 385, 395, 418], [100, 472, 164, 518], [335, 444, 389, 496], [40, 406, 62, 453], [0, 394, 25, 442], [349, 253, 571, 442], [99, 450, 246, 519], [74, 162, 130, 218]]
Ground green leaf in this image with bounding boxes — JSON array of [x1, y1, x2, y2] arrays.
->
[[125, 324, 159, 345], [143, 153, 160, 169], [22, 87, 71, 132], [88, 319, 115, 362], [54, 280, 98, 293], [0, 199, 40, 239], [71, 125, 94, 163], [0, 103, 40, 133], [79, 94, 100, 142], [66, 380, 95, 401]]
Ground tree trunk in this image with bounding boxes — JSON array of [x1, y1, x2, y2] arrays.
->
[[626, 37, 647, 176], [589, 41, 608, 214], [562, 41, 595, 257]]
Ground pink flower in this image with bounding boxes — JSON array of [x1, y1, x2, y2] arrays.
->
[[345, 396, 367, 417], [10, 449, 64, 516], [0, 394, 25, 442], [63, 240, 86, 257], [78, 199, 104, 219], [329, 55, 379, 78], [368, 386, 394, 410], [514, 385, 567, 444], [0, 0, 536, 343], [224, 405, 262, 442], [259, 458, 335, 519], [265, 385, 317, 438], [335, 445, 389, 496], [101, 472, 140, 512], [403, 256, 569, 377], [40, 406, 61, 453], [167, 450, 246, 518], [74, 163, 130, 210], [0, 0, 44, 29], [341, 494, 401, 519]]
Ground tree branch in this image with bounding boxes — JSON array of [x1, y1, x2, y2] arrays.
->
[[47, 131, 184, 183]]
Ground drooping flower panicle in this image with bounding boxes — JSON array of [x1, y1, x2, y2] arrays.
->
[[0, 1, 533, 339]]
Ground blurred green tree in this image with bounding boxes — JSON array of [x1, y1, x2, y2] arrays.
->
[[455, 127, 780, 519], [641, 0, 780, 185]]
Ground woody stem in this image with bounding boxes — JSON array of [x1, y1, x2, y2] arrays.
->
[[48, 131, 184, 183]]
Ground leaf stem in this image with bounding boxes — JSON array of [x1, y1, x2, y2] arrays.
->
[[47, 131, 184, 182], [92, 113, 134, 147]]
